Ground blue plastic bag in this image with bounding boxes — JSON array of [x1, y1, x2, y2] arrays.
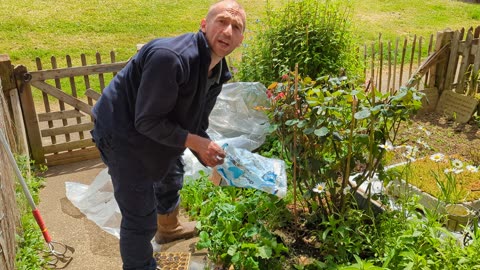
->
[[215, 144, 287, 198]]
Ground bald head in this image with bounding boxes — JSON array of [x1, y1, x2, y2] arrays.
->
[[206, 0, 246, 32]]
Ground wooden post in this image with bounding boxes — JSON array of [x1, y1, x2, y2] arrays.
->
[[0, 55, 16, 97], [0, 54, 28, 155], [456, 28, 474, 94], [0, 55, 15, 121], [9, 89, 29, 156], [430, 29, 454, 95], [14, 65, 44, 164]]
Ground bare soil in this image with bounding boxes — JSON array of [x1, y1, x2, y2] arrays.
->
[[395, 111, 480, 164]]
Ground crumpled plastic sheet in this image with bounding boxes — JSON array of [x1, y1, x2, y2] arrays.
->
[[65, 82, 274, 238]]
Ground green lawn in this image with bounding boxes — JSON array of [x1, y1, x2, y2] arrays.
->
[[1, 0, 480, 69]]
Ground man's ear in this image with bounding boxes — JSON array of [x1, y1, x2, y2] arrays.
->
[[200, 18, 207, 33]]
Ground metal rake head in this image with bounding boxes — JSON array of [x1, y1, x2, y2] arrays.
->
[[44, 241, 75, 269]]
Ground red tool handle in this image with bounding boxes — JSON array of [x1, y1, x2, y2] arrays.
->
[[32, 209, 52, 243]]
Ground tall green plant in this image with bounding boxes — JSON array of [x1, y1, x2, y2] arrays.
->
[[264, 74, 423, 218], [238, 0, 361, 85]]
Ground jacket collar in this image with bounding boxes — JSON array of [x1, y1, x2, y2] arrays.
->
[[196, 30, 232, 84]]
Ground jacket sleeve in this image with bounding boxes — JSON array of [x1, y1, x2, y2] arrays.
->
[[134, 48, 189, 148]]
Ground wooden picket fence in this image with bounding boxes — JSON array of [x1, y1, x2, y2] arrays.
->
[[362, 33, 435, 93], [364, 26, 480, 97]]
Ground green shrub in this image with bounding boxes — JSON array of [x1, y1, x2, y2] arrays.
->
[[238, 0, 361, 85], [265, 75, 423, 217]]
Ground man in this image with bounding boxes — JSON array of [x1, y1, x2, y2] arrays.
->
[[90, 1, 246, 269]]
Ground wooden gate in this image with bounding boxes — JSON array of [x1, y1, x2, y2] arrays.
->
[[14, 52, 127, 166]]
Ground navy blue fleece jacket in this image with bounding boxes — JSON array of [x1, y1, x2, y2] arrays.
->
[[92, 31, 231, 174]]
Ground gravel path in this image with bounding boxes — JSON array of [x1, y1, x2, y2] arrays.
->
[[38, 158, 207, 269]]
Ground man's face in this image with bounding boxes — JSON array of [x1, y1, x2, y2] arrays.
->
[[201, 4, 245, 59]]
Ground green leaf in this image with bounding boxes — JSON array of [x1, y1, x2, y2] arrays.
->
[[314, 127, 329, 137], [257, 246, 273, 259], [231, 252, 240, 263], [285, 119, 299, 126], [297, 120, 307, 128], [304, 128, 315, 135], [227, 245, 238, 256], [354, 109, 371, 119]]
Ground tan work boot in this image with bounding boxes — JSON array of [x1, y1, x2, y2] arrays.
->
[[154, 206, 197, 244]]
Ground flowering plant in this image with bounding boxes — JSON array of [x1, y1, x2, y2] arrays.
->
[[263, 74, 424, 216]]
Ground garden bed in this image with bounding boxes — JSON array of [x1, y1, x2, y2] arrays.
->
[[386, 154, 480, 206]]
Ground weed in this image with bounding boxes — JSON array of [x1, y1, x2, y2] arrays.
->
[[14, 156, 47, 269]]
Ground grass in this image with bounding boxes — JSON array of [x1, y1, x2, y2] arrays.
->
[[1, 0, 480, 71], [350, 0, 480, 42]]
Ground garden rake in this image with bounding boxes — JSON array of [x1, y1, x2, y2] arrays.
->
[[0, 129, 74, 269]]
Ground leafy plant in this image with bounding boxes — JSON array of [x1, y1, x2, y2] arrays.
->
[[14, 156, 47, 269], [430, 158, 469, 204], [317, 209, 377, 265], [264, 74, 423, 218], [338, 255, 387, 270], [238, 0, 361, 85], [181, 175, 290, 269], [367, 196, 480, 269]]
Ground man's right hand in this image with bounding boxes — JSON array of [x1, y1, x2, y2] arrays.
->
[[185, 134, 226, 167]]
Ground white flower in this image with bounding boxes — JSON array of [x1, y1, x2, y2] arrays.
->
[[404, 145, 413, 152], [313, 182, 326, 194], [343, 185, 351, 195], [466, 165, 479, 173], [453, 169, 464, 174], [412, 146, 419, 156], [416, 138, 430, 149], [402, 146, 416, 162], [402, 153, 416, 162], [378, 141, 394, 151], [444, 168, 454, 174], [418, 125, 432, 136], [451, 159, 463, 169], [430, 153, 445, 163]]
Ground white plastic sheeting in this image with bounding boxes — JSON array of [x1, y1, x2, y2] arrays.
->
[[65, 82, 271, 238]]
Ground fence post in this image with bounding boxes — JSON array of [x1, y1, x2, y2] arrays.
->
[[0, 55, 16, 97], [0, 55, 30, 155], [0, 54, 28, 155], [0, 55, 15, 121], [14, 65, 44, 164], [429, 29, 454, 95]]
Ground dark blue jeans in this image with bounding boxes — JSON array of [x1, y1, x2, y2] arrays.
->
[[91, 128, 184, 270]]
